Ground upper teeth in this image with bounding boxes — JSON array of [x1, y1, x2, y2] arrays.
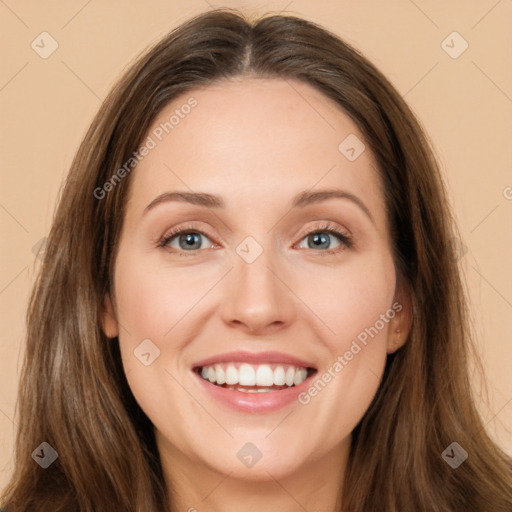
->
[[199, 363, 308, 387]]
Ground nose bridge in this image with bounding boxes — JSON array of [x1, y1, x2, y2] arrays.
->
[[219, 235, 296, 333]]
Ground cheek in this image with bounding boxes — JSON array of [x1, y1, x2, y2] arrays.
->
[[292, 251, 396, 347], [112, 249, 213, 348], [111, 251, 205, 452], [111, 249, 224, 420], [290, 252, 395, 418]]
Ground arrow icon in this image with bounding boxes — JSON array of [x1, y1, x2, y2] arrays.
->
[[32, 442, 58, 468], [32, 237, 48, 261], [31, 31, 59, 59], [236, 236, 263, 263], [441, 441, 468, 468], [236, 442, 263, 467], [441, 32, 468, 59], [134, 339, 160, 366], [338, 134, 365, 161]]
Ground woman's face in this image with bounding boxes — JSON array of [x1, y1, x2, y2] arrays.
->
[[102, 78, 409, 482]]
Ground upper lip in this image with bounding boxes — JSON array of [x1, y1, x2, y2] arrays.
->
[[192, 350, 316, 369]]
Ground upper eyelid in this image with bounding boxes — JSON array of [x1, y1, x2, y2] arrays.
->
[[163, 224, 219, 242], [295, 221, 351, 239]]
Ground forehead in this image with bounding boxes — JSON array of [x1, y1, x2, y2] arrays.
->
[[125, 77, 385, 225]]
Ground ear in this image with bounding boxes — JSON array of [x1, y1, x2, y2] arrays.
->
[[386, 282, 413, 354], [101, 293, 119, 339]]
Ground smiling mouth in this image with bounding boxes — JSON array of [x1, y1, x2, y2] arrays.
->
[[194, 362, 317, 393]]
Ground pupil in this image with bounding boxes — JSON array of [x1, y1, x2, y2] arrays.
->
[[310, 233, 329, 249], [181, 233, 201, 249]]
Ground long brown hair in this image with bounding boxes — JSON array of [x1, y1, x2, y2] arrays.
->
[[2, 9, 511, 511]]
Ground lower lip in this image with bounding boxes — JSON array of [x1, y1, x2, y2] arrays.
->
[[193, 371, 315, 413]]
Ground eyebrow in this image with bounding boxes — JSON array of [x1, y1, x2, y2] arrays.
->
[[143, 189, 374, 223], [291, 189, 374, 223], [144, 191, 224, 212]]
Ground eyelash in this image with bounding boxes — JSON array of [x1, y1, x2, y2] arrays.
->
[[157, 222, 353, 257]]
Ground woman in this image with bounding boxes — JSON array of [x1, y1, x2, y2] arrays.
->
[[2, 9, 511, 512]]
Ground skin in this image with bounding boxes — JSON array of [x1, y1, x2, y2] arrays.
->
[[102, 78, 412, 512]]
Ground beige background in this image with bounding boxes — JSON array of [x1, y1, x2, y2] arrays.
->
[[1, 0, 511, 491]]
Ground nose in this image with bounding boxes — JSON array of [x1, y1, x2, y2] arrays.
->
[[219, 247, 297, 335]]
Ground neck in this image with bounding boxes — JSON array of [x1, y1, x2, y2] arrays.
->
[[158, 434, 350, 512]]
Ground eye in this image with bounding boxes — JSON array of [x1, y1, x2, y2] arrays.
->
[[296, 223, 353, 254], [159, 227, 216, 253], [157, 222, 352, 256]]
